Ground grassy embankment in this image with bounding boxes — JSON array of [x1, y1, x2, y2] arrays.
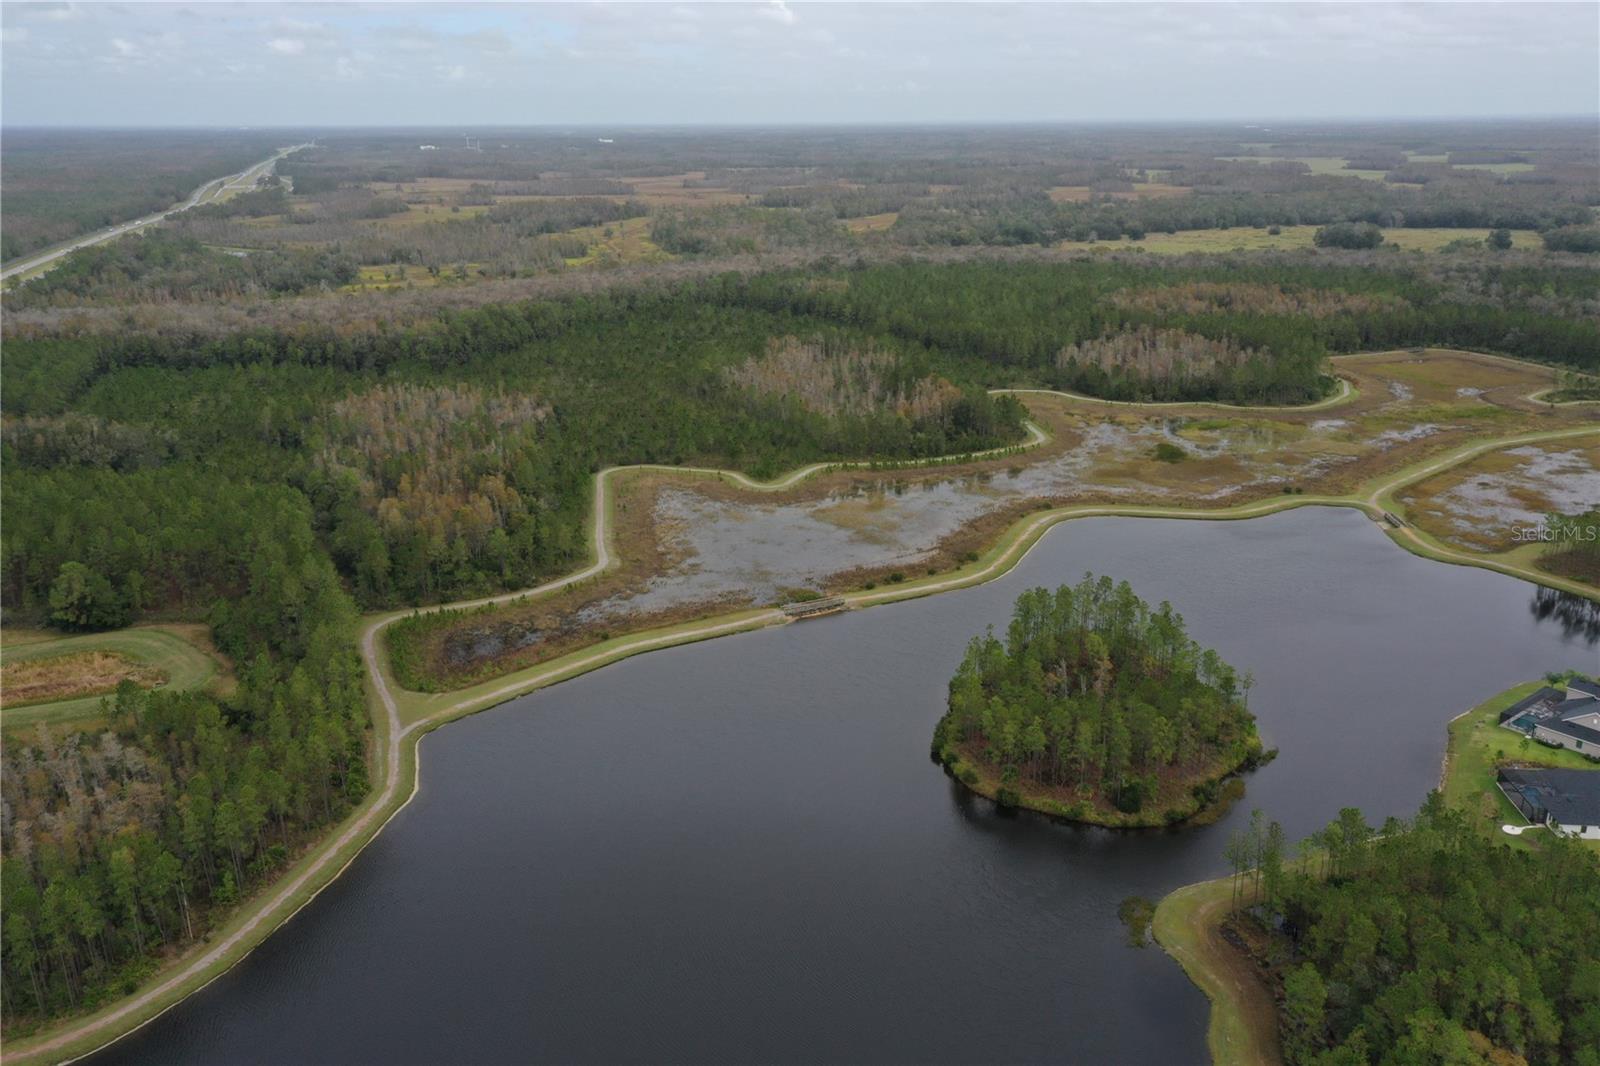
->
[[1152, 875, 1285, 1066], [1152, 679, 1600, 1066], [12, 355, 1597, 1064], [0, 625, 228, 737], [1441, 679, 1600, 852]]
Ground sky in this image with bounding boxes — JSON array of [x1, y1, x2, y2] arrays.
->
[[2, 1, 1597, 127]]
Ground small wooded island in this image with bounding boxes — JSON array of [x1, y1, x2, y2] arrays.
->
[[933, 574, 1266, 827]]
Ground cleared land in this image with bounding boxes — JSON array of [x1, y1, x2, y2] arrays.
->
[[0, 626, 228, 736], [0, 651, 165, 708], [1215, 155, 1389, 181]]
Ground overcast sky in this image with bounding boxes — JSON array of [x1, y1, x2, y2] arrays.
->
[[3, 2, 1596, 127]]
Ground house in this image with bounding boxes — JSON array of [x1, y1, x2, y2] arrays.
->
[[1497, 767, 1600, 839], [1498, 678, 1600, 757]]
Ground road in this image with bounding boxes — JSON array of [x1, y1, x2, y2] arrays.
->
[[10, 389, 1595, 1064], [0, 144, 310, 283]]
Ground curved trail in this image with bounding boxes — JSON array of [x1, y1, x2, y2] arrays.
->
[[15, 380, 1597, 1063]]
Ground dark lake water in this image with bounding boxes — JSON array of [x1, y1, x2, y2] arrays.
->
[[96, 508, 1596, 1066]]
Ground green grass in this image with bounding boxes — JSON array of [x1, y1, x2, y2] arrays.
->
[[14, 376, 1595, 1064], [0, 626, 224, 735], [1441, 680, 1600, 851], [1152, 877, 1283, 1066]]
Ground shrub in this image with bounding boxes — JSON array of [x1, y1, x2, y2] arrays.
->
[[1542, 225, 1600, 254], [1152, 441, 1187, 463], [1314, 221, 1384, 249]]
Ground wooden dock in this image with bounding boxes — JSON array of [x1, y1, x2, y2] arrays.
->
[[781, 596, 847, 619]]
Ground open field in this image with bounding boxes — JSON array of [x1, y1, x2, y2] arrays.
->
[[0, 651, 165, 708], [844, 211, 900, 233], [562, 215, 672, 266], [1454, 161, 1537, 174], [1216, 155, 1389, 181], [1063, 225, 1541, 254], [1048, 182, 1191, 202], [0, 625, 229, 736]]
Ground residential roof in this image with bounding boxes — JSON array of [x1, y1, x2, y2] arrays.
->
[[1499, 687, 1564, 723], [1567, 677, 1600, 700], [1542, 717, 1600, 748], [1556, 697, 1600, 723], [1499, 767, 1600, 827]]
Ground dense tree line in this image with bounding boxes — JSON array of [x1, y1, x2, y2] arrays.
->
[[1539, 505, 1600, 584], [1234, 796, 1600, 1066], [0, 501, 368, 1028], [1542, 225, 1600, 254], [6, 257, 1596, 617], [5, 231, 359, 309], [1, 130, 292, 262], [721, 260, 1600, 382], [933, 576, 1262, 818], [885, 179, 1595, 249], [2, 291, 1029, 613], [1313, 222, 1385, 249]]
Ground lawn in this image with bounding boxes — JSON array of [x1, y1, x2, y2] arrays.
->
[[0, 625, 229, 736], [1441, 679, 1600, 851]]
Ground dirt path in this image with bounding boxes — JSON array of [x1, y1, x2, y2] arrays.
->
[[1154, 878, 1285, 1066], [12, 386, 1594, 1064]]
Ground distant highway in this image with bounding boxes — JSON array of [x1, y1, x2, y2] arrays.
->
[[0, 143, 310, 283]]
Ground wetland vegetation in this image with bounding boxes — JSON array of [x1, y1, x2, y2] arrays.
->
[[2, 118, 1597, 1057]]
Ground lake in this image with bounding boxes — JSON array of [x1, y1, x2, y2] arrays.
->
[[94, 508, 1596, 1065]]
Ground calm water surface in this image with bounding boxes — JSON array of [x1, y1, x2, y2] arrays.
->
[[96, 508, 1595, 1065]]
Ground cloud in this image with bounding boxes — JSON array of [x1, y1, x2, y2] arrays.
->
[[2, 1, 1594, 125], [19, 2, 85, 23], [761, 2, 797, 28]]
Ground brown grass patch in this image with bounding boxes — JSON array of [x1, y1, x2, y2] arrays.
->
[[844, 212, 899, 233], [1048, 186, 1093, 203], [620, 172, 749, 206], [1, 651, 166, 708]]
